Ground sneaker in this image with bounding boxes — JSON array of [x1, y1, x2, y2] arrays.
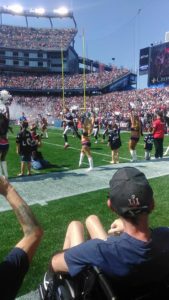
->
[[110, 161, 115, 164], [86, 167, 93, 172], [64, 144, 70, 149], [17, 173, 24, 177], [94, 141, 98, 144], [130, 159, 137, 162], [38, 270, 54, 300]]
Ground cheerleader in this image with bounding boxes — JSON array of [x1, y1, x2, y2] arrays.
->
[[40, 115, 48, 139], [79, 131, 93, 171], [129, 111, 142, 162]]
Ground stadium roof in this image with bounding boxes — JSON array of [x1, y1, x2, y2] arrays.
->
[[0, 6, 77, 28]]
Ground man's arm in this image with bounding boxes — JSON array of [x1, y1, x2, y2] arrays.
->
[[0, 176, 43, 262]]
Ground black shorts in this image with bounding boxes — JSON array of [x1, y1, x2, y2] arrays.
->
[[20, 153, 32, 162], [0, 247, 29, 299]]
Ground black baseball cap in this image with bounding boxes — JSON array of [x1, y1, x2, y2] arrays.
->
[[109, 167, 153, 217]]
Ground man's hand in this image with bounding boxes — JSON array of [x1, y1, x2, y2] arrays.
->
[[108, 218, 124, 236]]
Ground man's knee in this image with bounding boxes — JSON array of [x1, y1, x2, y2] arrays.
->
[[85, 215, 99, 228], [68, 220, 83, 231]]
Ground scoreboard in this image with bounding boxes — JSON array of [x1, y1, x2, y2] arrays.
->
[[139, 42, 169, 87], [139, 47, 150, 75], [148, 42, 169, 86]]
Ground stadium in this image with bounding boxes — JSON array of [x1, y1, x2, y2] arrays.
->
[[0, 3, 169, 300]]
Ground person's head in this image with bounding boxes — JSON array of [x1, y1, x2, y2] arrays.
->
[[108, 167, 154, 220], [30, 123, 37, 132], [148, 126, 153, 133], [112, 123, 118, 130], [156, 110, 163, 120], [64, 107, 69, 114], [133, 113, 139, 122], [82, 131, 88, 137], [21, 121, 29, 130]]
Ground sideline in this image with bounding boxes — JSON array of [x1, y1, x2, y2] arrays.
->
[[2, 158, 169, 214]]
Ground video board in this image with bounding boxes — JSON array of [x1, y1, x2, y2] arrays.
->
[[139, 47, 150, 75], [149, 42, 169, 86]]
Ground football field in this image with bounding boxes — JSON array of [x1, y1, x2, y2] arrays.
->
[[1, 126, 169, 299]]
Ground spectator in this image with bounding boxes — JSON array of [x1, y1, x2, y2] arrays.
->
[[48, 167, 169, 297], [152, 111, 165, 159], [92, 116, 100, 144], [108, 123, 121, 164], [144, 126, 154, 160], [19, 112, 27, 128], [16, 121, 32, 176], [0, 176, 43, 299]]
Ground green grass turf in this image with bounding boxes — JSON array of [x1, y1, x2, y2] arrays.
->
[[1, 126, 169, 296]]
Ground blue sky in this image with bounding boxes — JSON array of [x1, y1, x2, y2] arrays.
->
[[1, 0, 169, 88]]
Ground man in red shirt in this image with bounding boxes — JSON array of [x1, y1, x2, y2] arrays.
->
[[152, 111, 165, 159]]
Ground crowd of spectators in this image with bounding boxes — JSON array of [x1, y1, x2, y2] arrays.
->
[[0, 25, 77, 50], [0, 67, 129, 90], [10, 86, 169, 130]]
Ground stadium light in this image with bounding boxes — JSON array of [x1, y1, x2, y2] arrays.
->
[[34, 7, 45, 15], [8, 4, 23, 13], [53, 6, 69, 16]]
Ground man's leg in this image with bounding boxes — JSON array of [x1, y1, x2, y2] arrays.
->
[[63, 221, 85, 250], [158, 138, 163, 158], [63, 126, 70, 148], [1, 160, 8, 178], [1, 147, 9, 178], [27, 161, 31, 175], [21, 161, 25, 175], [154, 139, 159, 158], [85, 215, 108, 240]]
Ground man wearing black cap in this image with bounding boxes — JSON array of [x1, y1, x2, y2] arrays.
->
[[50, 167, 169, 293]]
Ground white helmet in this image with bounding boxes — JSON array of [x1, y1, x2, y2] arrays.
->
[[0, 90, 12, 104], [0, 90, 12, 114]]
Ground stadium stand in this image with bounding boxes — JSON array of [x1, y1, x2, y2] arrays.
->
[[0, 25, 77, 50], [0, 68, 129, 90]]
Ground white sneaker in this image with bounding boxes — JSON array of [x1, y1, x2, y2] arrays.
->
[[64, 143, 70, 149], [94, 141, 98, 144], [86, 167, 93, 172]]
